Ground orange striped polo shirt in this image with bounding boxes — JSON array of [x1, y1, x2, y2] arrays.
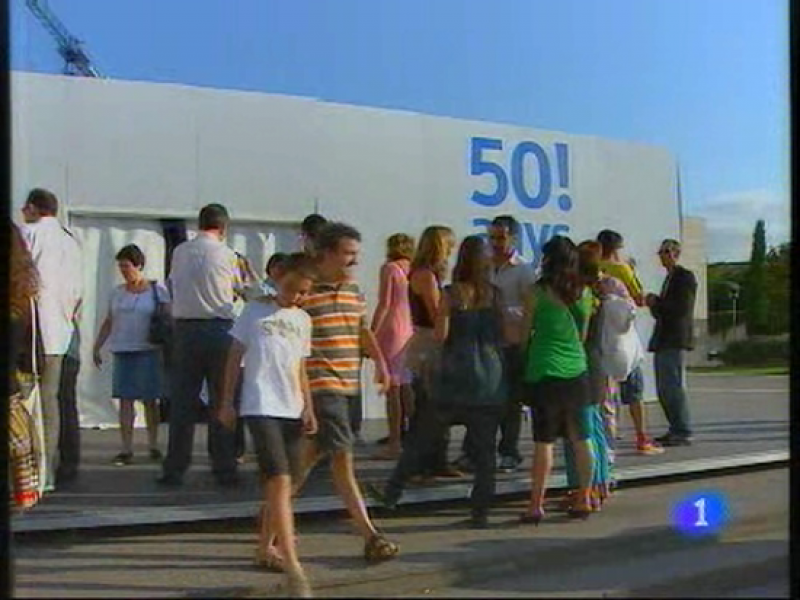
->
[[303, 279, 366, 396]]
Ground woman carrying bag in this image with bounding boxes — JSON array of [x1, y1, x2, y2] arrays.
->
[[93, 244, 171, 466], [9, 222, 46, 512]]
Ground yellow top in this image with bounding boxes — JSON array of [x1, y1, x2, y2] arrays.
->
[[599, 260, 643, 303]]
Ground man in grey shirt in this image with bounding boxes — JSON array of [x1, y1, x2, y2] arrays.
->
[[158, 204, 244, 487], [456, 216, 536, 474], [488, 216, 537, 472]]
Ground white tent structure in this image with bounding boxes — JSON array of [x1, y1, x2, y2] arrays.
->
[[12, 72, 680, 428]]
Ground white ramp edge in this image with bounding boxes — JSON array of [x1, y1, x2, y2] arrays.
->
[[12, 450, 788, 534]]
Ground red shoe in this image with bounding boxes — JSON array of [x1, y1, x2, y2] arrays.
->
[[637, 438, 665, 455]]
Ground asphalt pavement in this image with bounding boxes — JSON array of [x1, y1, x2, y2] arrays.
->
[[13, 468, 790, 598]]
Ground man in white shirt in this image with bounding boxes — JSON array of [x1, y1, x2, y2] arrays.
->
[[158, 204, 244, 487], [21, 188, 83, 492]]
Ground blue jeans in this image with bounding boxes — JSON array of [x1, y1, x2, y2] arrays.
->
[[654, 349, 692, 438], [619, 363, 644, 405]]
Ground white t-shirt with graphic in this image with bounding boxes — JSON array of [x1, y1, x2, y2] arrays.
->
[[229, 298, 312, 419]]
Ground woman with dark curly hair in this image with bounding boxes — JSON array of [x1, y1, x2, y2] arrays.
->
[[520, 236, 595, 524]]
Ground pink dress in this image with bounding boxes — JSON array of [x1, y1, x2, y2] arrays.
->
[[373, 260, 414, 386]]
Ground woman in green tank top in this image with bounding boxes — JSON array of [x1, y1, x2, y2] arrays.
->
[[519, 236, 595, 525]]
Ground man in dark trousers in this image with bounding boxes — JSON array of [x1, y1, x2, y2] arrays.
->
[[158, 204, 243, 487], [646, 239, 698, 447], [56, 322, 81, 486]]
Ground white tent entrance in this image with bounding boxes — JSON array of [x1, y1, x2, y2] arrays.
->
[[69, 211, 299, 429]]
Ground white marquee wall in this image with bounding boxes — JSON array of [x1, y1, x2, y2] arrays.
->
[[12, 72, 679, 427]]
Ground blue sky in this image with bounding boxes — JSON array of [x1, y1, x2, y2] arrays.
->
[[11, 0, 789, 261]]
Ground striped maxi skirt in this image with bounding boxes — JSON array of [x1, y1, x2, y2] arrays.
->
[[563, 378, 618, 501]]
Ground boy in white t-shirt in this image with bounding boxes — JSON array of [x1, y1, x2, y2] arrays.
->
[[218, 254, 317, 597]]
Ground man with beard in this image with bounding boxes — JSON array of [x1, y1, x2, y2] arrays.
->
[[293, 222, 399, 563]]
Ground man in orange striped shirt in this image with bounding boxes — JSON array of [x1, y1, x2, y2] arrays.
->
[[296, 222, 400, 563]]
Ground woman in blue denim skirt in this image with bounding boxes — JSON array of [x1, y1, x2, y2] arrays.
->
[[93, 244, 170, 466]]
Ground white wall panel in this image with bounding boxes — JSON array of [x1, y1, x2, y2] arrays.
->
[[11, 74, 70, 210], [195, 91, 321, 220], [13, 71, 681, 423], [64, 78, 199, 213]]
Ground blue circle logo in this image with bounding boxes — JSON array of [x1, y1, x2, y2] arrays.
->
[[671, 490, 729, 538]]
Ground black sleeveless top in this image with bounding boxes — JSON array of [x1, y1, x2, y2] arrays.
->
[[437, 284, 506, 406], [409, 268, 441, 329]]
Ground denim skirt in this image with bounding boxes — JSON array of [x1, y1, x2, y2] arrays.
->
[[112, 350, 162, 401]]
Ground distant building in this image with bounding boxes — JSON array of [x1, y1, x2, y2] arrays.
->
[[680, 216, 712, 366]]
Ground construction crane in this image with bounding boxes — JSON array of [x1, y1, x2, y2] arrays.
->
[[25, 0, 103, 78]]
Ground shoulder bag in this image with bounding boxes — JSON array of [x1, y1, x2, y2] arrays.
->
[[148, 281, 172, 346]]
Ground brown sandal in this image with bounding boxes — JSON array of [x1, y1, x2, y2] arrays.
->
[[364, 534, 399, 563], [254, 547, 285, 572]]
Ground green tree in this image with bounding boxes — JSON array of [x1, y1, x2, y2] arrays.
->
[[744, 220, 770, 335], [764, 242, 789, 334], [707, 262, 749, 335]]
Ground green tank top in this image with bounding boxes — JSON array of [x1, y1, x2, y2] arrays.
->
[[525, 285, 592, 383]]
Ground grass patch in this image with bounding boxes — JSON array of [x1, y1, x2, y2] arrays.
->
[[688, 365, 789, 376]]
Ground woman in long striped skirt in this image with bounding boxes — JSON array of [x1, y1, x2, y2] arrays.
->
[[563, 363, 613, 510], [601, 378, 620, 494], [562, 241, 629, 512]]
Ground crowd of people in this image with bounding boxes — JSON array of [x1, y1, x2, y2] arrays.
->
[[9, 188, 698, 597]]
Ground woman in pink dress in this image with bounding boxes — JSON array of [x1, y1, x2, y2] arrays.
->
[[371, 234, 416, 459]]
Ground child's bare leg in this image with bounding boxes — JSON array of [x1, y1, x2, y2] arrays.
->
[[264, 439, 322, 551], [268, 475, 302, 573]]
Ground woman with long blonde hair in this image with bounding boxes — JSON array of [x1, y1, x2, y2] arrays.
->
[[404, 225, 462, 480], [371, 233, 416, 460]]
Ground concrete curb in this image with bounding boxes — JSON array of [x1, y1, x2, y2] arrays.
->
[[218, 508, 788, 598]]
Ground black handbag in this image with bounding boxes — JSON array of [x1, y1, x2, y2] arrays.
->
[[148, 281, 172, 346]]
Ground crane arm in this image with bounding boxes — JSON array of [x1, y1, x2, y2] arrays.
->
[[25, 0, 103, 78]]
